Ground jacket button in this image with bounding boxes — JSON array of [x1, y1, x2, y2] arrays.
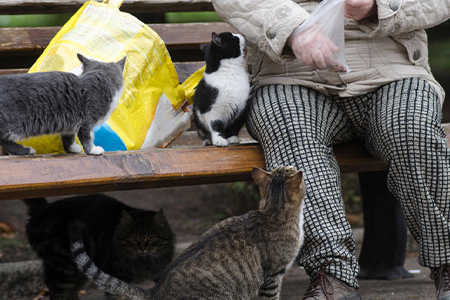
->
[[266, 29, 277, 39], [413, 50, 421, 60], [389, 0, 400, 11]]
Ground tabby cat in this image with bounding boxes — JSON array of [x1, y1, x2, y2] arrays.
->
[[193, 32, 250, 147], [0, 54, 126, 155], [24, 194, 175, 300], [71, 166, 305, 300]]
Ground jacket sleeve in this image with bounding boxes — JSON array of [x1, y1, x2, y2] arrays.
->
[[212, 0, 310, 62], [358, 0, 450, 37]]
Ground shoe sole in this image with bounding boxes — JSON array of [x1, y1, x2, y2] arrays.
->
[[339, 293, 362, 300]]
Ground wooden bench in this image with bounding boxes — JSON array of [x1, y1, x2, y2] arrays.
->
[[0, 0, 449, 201]]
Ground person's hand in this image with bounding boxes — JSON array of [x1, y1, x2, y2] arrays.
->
[[345, 0, 377, 21], [289, 24, 340, 70]]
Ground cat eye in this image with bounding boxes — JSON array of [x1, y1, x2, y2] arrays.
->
[[128, 237, 139, 243]]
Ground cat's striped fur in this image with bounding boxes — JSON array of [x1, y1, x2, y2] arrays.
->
[[71, 166, 305, 300]]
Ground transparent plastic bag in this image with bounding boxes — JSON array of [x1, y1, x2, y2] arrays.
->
[[290, 0, 350, 73]]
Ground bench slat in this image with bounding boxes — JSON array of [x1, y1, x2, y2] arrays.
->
[[0, 62, 205, 82], [0, 0, 214, 15], [0, 145, 265, 200], [0, 142, 383, 201], [0, 123, 448, 201], [0, 23, 233, 57]]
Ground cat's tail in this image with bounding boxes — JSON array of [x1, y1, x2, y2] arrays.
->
[[69, 224, 150, 300], [22, 198, 48, 217]]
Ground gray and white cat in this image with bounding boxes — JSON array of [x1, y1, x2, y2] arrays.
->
[[71, 166, 305, 300], [193, 32, 250, 147], [0, 54, 126, 155]]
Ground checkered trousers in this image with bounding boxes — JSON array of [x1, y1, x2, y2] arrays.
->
[[246, 78, 450, 288]]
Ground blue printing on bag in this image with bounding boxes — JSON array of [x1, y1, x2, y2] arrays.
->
[[93, 123, 127, 151]]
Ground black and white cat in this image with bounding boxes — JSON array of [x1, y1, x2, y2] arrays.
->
[[0, 54, 126, 155], [193, 32, 250, 147]]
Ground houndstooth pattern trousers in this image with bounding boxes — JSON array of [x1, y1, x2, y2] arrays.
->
[[246, 78, 450, 288]]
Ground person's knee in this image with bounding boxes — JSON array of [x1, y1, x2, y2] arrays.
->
[[369, 112, 442, 162]]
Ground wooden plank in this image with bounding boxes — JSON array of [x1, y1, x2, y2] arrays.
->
[[0, 145, 266, 200], [0, 0, 214, 15], [1, 125, 449, 201], [0, 23, 233, 56], [2, 121, 449, 201], [174, 61, 205, 82], [0, 68, 28, 75], [0, 63, 205, 82], [0, 134, 388, 201]]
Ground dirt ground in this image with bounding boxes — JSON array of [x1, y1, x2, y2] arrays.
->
[[0, 185, 438, 300]]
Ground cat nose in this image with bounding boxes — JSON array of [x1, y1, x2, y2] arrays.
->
[[138, 242, 146, 252]]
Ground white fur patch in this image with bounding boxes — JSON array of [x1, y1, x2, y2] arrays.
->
[[212, 134, 228, 147], [96, 86, 123, 127], [227, 136, 240, 144], [26, 146, 36, 155], [69, 143, 82, 153], [6, 132, 24, 141], [89, 146, 104, 155], [202, 139, 212, 146]]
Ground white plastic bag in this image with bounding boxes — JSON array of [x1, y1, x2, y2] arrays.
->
[[290, 0, 350, 73]]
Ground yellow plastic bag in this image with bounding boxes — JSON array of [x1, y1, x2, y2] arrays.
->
[[21, 0, 204, 153]]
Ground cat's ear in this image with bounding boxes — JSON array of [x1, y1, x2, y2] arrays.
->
[[200, 43, 209, 53], [119, 210, 134, 226], [154, 208, 165, 220], [252, 167, 270, 198], [117, 56, 127, 71], [77, 53, 90, 65], [153, 208, 169, 225], [153, 208, 173, 238], [288, 169, 303, 186], [211, 32, 223, 47], [287, 169, 305, 202]]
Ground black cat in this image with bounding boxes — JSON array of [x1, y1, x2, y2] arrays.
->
[[193, 32, 250, 147], [23, 194, 175, 300]]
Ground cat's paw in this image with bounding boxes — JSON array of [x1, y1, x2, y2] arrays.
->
[[68, 143, 82, 154], [25, 146, 36, 155], [227, 136, 240, 145], [212, 137, 228, 147], [202, 139, 212, 146], [87, 146, 104, 155]]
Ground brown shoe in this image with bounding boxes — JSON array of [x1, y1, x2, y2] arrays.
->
[[302, 273, 362, 300], [431, 265, 450, 300]]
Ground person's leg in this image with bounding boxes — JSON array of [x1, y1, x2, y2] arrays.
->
[[358, 170, 412, 280], [246, 84, 360, 290], [359, 78, 450, 297]]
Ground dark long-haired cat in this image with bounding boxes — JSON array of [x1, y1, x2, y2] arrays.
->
[[23, 194, 175, 300], [71, 166, 305, 300], [0, 54, 126, 155], [193, 32, 250, 147]]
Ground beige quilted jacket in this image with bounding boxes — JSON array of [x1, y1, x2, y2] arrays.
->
[[212, 0, 449, 103]]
